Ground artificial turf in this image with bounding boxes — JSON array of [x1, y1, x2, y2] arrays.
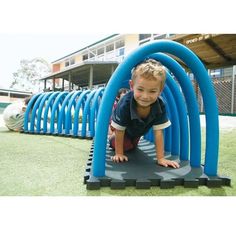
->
[[0, 126, 235, 196]]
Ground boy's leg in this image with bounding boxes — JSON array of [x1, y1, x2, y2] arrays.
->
[[109, 132, 140, 152]]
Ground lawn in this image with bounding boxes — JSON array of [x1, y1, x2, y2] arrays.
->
[[0, 125, 235, 196]]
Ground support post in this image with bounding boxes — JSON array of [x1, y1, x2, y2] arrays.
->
[[231, 65, 236, 114], [44, 79, 47, 90], [89, 65, 93, 89], [53, 77, 55, 91], [62, 78, 65, 91], [69, 72, 72, 91]]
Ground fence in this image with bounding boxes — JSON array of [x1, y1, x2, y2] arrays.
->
[[192, 75, 236, 115]]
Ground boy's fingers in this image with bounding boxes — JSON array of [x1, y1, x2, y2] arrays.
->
[[111, 155, 128, 162], [169, 161, 179, 169]]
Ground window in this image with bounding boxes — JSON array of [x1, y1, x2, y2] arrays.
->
[[139, 34, 151, 41], [70, 58, 75, 65], [116, 47, 125, 56], [115, 40, 124, 49], [65, 60, 70, 67], [65, 57, 75, 67], [82, 54, 88, 61], [97, 47, 104, 55], [106, 43, 114, 52]]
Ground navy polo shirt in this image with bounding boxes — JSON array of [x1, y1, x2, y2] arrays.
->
[[111, 91, 171, 139]]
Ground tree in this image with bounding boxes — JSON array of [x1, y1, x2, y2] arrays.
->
[[10, 57, 52, 93]]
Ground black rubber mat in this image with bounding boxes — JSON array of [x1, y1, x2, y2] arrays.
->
[[85, 138, 231, 190]]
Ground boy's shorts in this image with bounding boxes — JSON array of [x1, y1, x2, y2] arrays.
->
[[109, 129, 140, 152]]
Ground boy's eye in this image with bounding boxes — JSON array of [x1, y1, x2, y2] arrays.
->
[[137, 88, 143, 91]]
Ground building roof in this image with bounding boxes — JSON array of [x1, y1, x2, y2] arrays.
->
[[170, 34, 236, 69]]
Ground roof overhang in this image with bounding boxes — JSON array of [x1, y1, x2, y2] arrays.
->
[[170, 34, 236, 69], [41, 61, 119, 87]]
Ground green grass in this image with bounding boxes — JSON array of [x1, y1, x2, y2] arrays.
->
[[0, 126, 235, 196]]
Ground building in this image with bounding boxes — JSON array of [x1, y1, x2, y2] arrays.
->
[[0, 88, 32, 103], [42, 34, 236, 114], [41, 34, 177, 91]]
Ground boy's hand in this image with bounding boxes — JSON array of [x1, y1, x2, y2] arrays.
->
[[157, 158, 180, 169], [111, 154, 128, 163]]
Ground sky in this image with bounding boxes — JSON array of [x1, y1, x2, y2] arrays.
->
[[0, 33, 110, 88], [1, 1, 233, 90]]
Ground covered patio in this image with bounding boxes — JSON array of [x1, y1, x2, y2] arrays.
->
[[41, 61, 119, 91]]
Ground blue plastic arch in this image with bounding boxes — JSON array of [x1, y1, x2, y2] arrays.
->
[[150, 53, 200, 165], [42, 91, 60, 133], [29, 93, 46, 133], [89, 87, 104, 137], [73, 90, 91, 136], [57, 92, 75, 134], [81, 90, 97, 138], [65, 90, 83, 135], [165, 72, 189, 161], [50, 91, 69, 134], [24, 93, 43, 132], [160, 93, 172, 153], [36, 92, 53, 133], [93, 40, 219, 177], [162, 82, 180, 156]]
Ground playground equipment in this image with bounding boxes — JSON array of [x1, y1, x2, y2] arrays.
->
[[23, 88, 104, 139], [85, 40, 231, 189], [22, 40, 230, 190]]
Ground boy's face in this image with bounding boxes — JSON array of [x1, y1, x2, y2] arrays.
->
[[129, 76, 161, 108]]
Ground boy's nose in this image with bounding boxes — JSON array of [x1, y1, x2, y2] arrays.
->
[[142, 92, 149, 99]]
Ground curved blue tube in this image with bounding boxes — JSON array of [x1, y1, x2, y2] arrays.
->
[[81, 90, 97, 138], [42, 92, 60, 133], [49, 91, 69, 134], [57, 92, 74, 134], [163, 85, 180, 156], [89, 87, 104, 137], [73, 90, 91, 136], [24, 93, 42, 132], [151, 53, 200, 164], [165, 72, 189, 161], [93, 40, 219, 177], [36, 92, 53, 133], [29, 93, 45, 133], [65, 91, 82, 135], [161, 93, 172, 153]]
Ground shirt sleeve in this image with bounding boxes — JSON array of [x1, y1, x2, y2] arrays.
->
[[111, 99, 130, 131], [153, 97, 171, 130]]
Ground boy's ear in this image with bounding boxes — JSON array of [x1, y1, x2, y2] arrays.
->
[[129, 80, 134, 90]]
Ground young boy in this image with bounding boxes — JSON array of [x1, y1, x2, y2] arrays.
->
[[109, 59, 179, 168]]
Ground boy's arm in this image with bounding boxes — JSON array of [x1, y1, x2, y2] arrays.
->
[[112, 129, 128, 163], [154, 129, 179, 168]]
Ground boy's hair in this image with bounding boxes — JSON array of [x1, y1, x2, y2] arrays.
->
[[131, 59, 166, 91], [117, 88, 129, 99]]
